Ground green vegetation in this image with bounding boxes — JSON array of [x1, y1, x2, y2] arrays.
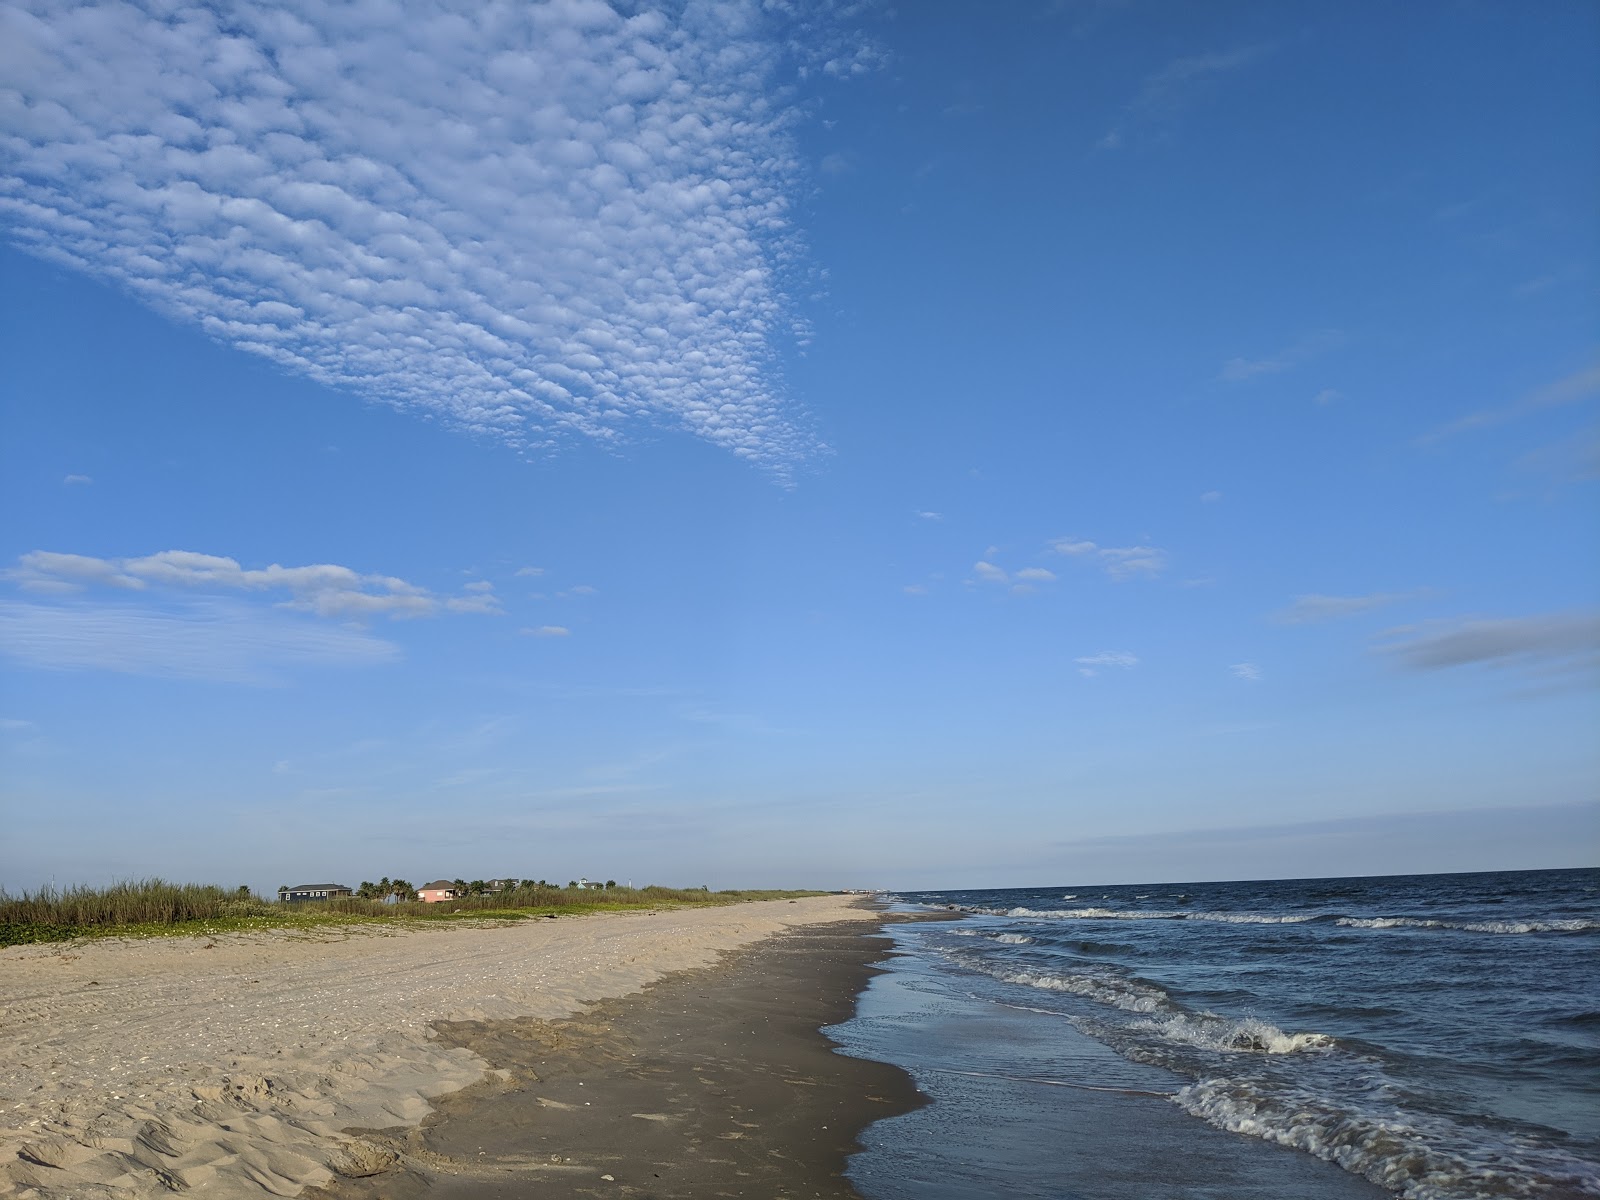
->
[[0, 878, 829, 947]]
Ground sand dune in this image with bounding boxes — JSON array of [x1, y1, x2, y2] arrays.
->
[[0, 896, 875, 1198]]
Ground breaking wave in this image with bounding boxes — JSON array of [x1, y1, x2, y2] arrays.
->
[[1177, 1078, 1600, 1200]]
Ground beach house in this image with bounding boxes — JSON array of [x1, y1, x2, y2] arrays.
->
[[277, 883, 353, 903], [417, 880, 461, 902]]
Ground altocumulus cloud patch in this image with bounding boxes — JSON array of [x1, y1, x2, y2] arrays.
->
[[0, 0, 839, 469]]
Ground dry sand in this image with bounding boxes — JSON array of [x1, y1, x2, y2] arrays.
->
[[0, 896, 878, 1199]]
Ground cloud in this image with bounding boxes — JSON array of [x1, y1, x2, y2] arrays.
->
[[1379, 611, 1599, 675], [902, 584, 928, 596], [1229, 662, 1262, 681], [514, 566, 545, 578], [972, 560, 1009, 583], [7, 549, 497, 618], [1200, 490, 1222, 503], [1100, 45, 1272, 149], [63, 474, 92, 486], [0, 1, 838, 472], [1313, 388, 1341, 406], [521, 625, 571, 638], [916, 511, 943, 521], [1272, 592, 1410, 625], [1049, 537, 1167, 581], [1075, 650, 1138, 677], [1514, 426, 1600, 484], [1422, 364, 1600, 444], [1013, 567, 1057, 583], [1219, 329, 1345, 383], [0, 599, 399, 683]]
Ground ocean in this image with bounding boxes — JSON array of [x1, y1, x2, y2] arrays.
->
[[831, 868, 1599, 1200]]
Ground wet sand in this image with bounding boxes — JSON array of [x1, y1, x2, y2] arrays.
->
[[311, 920, 918, 1200]]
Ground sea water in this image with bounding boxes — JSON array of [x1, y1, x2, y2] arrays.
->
[[832, 868, 1598, 1200]]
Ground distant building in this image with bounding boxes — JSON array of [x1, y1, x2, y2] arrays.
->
[[486, 878, 519, 893], [278, 883, 353, 903], [417, 880, 461, 903]]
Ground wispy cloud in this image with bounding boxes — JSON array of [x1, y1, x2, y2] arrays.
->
[[1049, 537, 1167, 581], [1379, 611, 1599, 676], [1075, 650, 1138, 677], [970, 558, 1055, 595], [1421, 364, 1600, 444], [521, 625, 571, 638], [7, 550, 499, 618], [916, 511, 943, 521], [1101, 45, 1272, 150], [63, 474, 92, 486], [0, 599, 399, 683], [1219, 329, 1345, 383], [1229, 662, 1262, 682], [1272, 592, 1412, 625], [0, 1, 839, 471]]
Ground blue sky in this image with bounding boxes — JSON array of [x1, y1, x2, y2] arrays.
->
[[2, 0, 1596, 892]]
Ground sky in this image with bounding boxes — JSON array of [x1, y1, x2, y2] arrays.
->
[[1, 0, 1596, 893]]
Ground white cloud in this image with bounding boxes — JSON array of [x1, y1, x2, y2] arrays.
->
[[63, 474, 92, 486], [1422, 364, 1600, 444], [514, 566, 545, 578], [1229, 662, 1262, 682], [8, 549, 495, 618], [1200, 490, 1222, 503], [1100, 45, 1272, 149], [1013, 567, 1057, 583], [1219, 329, 1344, 383], [0, 1, 839, 471], [972, 560, 1009, 583], [902, 584, 928, 596], [1379, 611, 1599, 675], [1049, 537, 1167, 581], [566, 584, 598, 597], [1075, 650, 1138, 677], [0, 600, 399, 683], [1313, 388, 1341, 406], [916, 511, 943, 521], [521, 625, 571, 638], [13, 551, 144, 591], [1273, 592, 1408, 625]]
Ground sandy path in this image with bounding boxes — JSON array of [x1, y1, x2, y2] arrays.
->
[[0, 896, 877, 1199]]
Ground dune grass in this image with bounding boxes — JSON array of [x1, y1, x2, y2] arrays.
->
[[0, 878, 830, 946]]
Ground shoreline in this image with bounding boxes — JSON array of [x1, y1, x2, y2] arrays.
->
[[310, 919, 923, 1199], [0, 895, 880, 1199]]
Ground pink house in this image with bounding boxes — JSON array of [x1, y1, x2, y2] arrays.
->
[[418, 879, 460, 903]]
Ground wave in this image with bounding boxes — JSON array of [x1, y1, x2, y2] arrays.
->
[[1006, 906, 1317, 925], [1176, 1078, 1600, 1200], [945, 929, 1034, 944], [994, 906, 1598, 934], [1335, 916, 1599, 934], [1132, 1014, 1334, 1056], [971, 963, 1169, 1015], [965, 959, 1331, 1055]]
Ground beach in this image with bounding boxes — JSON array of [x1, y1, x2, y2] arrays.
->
[[0, 895, 885, 1199]]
